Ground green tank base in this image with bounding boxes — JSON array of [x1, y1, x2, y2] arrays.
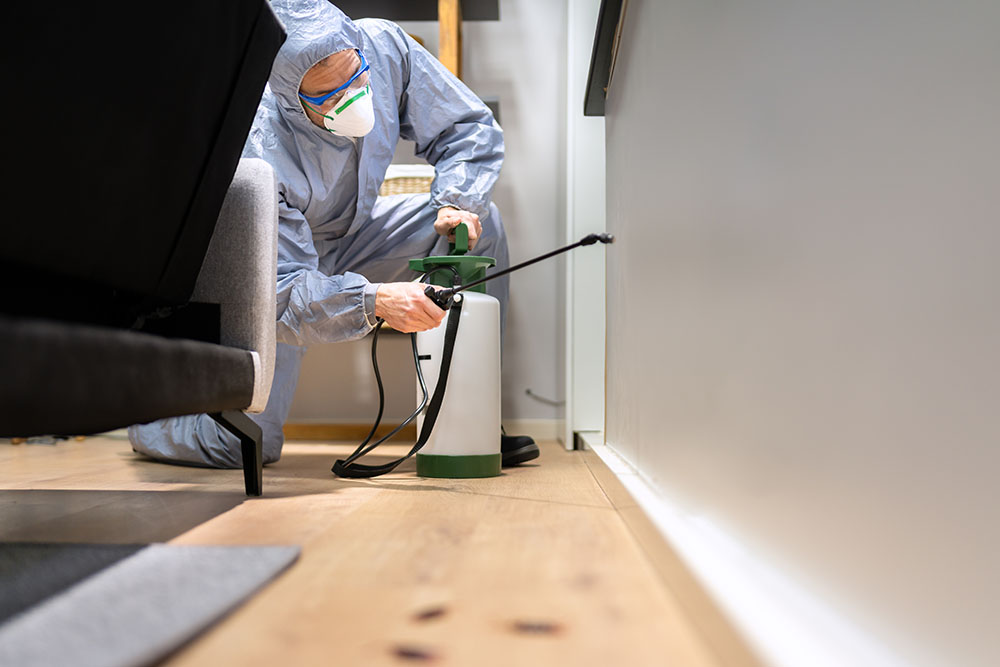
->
[[416, 452, 502, 478]]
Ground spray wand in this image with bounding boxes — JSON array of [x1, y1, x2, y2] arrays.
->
[[423, 232, 615, 310]]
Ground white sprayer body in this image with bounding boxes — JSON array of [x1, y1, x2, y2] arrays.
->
[[415, 292, 501, 476]]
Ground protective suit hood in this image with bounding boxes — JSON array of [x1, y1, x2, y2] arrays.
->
[[267, 0, 365, 133], [241, 0, 503, 347]]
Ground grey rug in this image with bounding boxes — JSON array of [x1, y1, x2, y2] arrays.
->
[[0, 542, 299, 667], [0, 543, 146, 624]]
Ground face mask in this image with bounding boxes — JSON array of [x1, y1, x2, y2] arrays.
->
[[309, 84, 375, 137]]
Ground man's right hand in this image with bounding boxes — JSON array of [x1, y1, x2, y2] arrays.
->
[[374, 282, 446, 332]]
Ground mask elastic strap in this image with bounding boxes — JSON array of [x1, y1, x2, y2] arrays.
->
[[300, 100, 342, 136], [331, 295, 464, 479]]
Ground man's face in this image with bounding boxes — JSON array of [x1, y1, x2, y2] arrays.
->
[[300, 49, 370, 128]]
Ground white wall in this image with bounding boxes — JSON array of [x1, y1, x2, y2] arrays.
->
[[604, 1, 1000, 665], [288, 0, 568, 429]]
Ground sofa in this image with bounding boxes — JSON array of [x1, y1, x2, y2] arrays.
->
[[0, 1, 286, 495]]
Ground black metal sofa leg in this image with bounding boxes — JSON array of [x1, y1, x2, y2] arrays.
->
[[209, 410, 263, 496]]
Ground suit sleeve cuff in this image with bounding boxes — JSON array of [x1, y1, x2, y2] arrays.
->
[[364, 282, 380, 327]]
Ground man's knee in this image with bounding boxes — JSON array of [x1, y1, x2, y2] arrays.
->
[[129, 413, 284, 469]]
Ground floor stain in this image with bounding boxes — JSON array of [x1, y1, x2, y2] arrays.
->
[[412, 606, 448, 622], [511, 620, 564, 636], [392, 644, 439, 662]]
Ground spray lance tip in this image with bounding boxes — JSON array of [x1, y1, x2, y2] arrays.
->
[[580, 233, 615, 245]]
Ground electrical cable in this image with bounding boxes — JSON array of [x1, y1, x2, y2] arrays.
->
[[525, 388, 565, 406]]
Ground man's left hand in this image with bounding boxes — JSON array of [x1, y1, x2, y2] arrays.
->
[[434, 207, 481, 250]]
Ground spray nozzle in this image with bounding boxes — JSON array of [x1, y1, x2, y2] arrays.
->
[[580, 233, 616, 246]]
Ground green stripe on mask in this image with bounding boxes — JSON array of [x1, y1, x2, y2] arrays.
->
[[335, 85, 369, 114]]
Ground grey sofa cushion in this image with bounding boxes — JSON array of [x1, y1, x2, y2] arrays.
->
[[193, 158, 277, 413], [0, 316, 254, 437]]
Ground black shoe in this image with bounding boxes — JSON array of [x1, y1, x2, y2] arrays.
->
[[501, 428, 539, 466]]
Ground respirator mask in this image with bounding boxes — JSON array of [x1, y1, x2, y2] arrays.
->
[[314, 84, 374, 137], [299, 49, 375, 138]]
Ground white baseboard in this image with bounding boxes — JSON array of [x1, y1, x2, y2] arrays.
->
[[104, 422, 563, 443], [502, 419, 560, 443], [588, 441, 906, 667]]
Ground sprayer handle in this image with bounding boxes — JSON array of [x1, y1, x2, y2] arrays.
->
[[448, 221, 469, 255], [424, 285, 454, 311]]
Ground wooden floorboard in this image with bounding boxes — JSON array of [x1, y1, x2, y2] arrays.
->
[[1, 436, 726, 666]]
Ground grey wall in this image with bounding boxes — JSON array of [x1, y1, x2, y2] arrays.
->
[[288, 0, 567, 426], [604, 1, 1000, 665]]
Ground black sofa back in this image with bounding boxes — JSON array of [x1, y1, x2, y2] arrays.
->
[[0, 2, 285, 332]]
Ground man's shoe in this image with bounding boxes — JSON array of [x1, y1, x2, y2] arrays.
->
[[501, 428, 539, 466]]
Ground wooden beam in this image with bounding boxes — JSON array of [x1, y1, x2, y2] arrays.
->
[[438, 0, 463, 79], [283, 422, 417, 442]]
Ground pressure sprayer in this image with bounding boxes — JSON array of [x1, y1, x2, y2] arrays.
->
[[332, 224, 614, 479]]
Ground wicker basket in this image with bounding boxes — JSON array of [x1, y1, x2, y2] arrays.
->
[[379, 163, 435, 197], [379, 176, 433, 196]]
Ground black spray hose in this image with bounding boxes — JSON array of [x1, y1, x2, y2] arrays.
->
[[423, 232, 615, 310], [334, 266, 462, 472]]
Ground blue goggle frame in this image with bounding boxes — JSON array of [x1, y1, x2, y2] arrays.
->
[[298, 49, 369, 106]]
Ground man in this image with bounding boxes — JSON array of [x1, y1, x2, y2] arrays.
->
[[129, 0, 539, 469]]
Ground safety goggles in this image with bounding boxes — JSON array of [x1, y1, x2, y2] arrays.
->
[[298, 49, 370, 106]]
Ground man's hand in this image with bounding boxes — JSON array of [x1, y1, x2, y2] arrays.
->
[[434, 206, 481, 250], [374, 282, 445, 333]]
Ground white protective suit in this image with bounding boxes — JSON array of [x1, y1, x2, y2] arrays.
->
[[130, 0, 509, 468]]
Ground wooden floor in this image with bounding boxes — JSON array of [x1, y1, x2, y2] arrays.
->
[[1, 435, 727, 666]]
